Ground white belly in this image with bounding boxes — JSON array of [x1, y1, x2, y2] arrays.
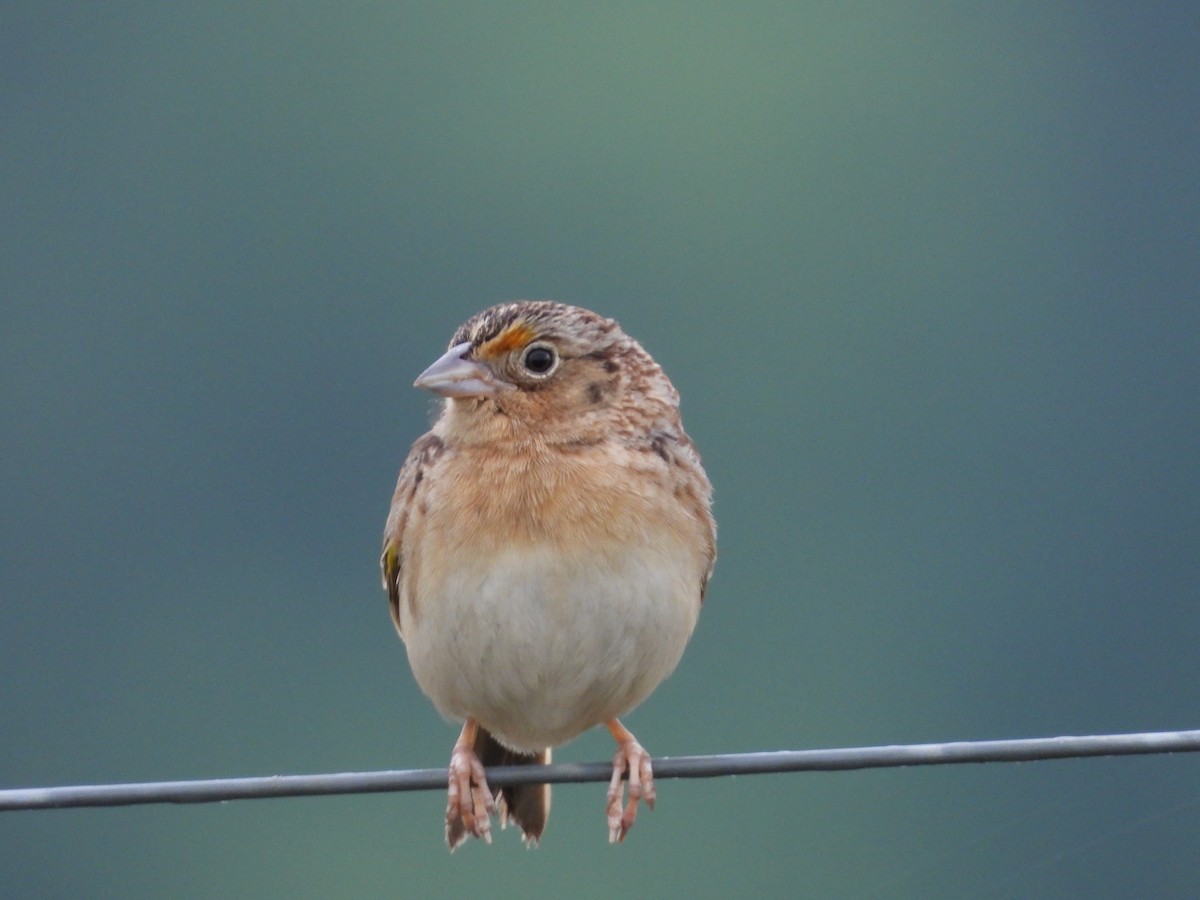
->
[[401, 535, 700, 751]]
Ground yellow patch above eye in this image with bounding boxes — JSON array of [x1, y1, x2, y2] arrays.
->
[[477, 321, 536, 358]]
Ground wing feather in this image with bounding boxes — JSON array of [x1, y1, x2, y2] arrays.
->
[[381, 432, 445, 636]]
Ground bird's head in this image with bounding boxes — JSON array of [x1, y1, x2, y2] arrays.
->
[[414, 301, 678, 443]]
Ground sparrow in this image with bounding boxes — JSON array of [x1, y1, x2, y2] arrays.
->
[[381, 301, 715, 849]]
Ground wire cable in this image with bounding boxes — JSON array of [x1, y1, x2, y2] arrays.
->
[[3, 728, 1198, 812]]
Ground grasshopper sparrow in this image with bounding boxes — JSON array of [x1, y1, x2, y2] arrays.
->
[[382, 301, 715, 849]]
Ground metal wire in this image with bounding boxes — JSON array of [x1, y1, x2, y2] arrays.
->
[[3, 728, 1198, 812]]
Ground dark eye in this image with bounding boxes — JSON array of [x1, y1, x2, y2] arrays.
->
[[522, 344, 557, 375]]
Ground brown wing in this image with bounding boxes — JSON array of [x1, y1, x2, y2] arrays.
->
[[688, 445, 717, 604], [640, 427, 716, 605], [380, 432, 445, 636]]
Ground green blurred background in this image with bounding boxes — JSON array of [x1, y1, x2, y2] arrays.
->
[[3, 3, 1198, 897]]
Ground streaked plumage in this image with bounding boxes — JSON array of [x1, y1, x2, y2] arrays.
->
[[382, 301, 714, 848]]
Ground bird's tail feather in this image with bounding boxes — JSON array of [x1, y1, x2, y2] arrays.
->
[[476, 727, 550, 847]]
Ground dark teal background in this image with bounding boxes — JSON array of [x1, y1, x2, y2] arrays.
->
[[3, 4, 1198, 897]]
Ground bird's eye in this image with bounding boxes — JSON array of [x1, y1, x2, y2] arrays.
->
[[521, 344, 557, 375]]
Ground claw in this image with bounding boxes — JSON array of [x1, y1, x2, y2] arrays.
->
[[445, 720, 496, 850], [605, 719, 655, 843]]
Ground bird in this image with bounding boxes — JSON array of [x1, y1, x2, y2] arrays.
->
[[381, 300, 715, 849]]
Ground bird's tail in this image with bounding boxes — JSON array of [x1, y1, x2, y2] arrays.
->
[[474, 727, 550, 847], [444, 729, 549, 849]]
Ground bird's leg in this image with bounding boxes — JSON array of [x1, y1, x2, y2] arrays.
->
[[605, 718, 656, 843], [445, 718, 495, 849]]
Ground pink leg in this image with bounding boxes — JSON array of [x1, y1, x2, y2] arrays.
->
[[445, 719, 496, 850], [605, 719, 656, 843]]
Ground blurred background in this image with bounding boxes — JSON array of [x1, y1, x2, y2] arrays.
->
[[3, 3, 1198, 896]]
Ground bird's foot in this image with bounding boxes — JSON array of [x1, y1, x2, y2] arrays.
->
[[445, 720, 495, 850], [605, 719, 655, 843]]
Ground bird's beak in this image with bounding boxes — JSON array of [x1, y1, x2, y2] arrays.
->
[[414, 342, 512, 398]]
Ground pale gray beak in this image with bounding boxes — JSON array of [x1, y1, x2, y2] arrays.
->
[[413, 341, 512, 398]]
